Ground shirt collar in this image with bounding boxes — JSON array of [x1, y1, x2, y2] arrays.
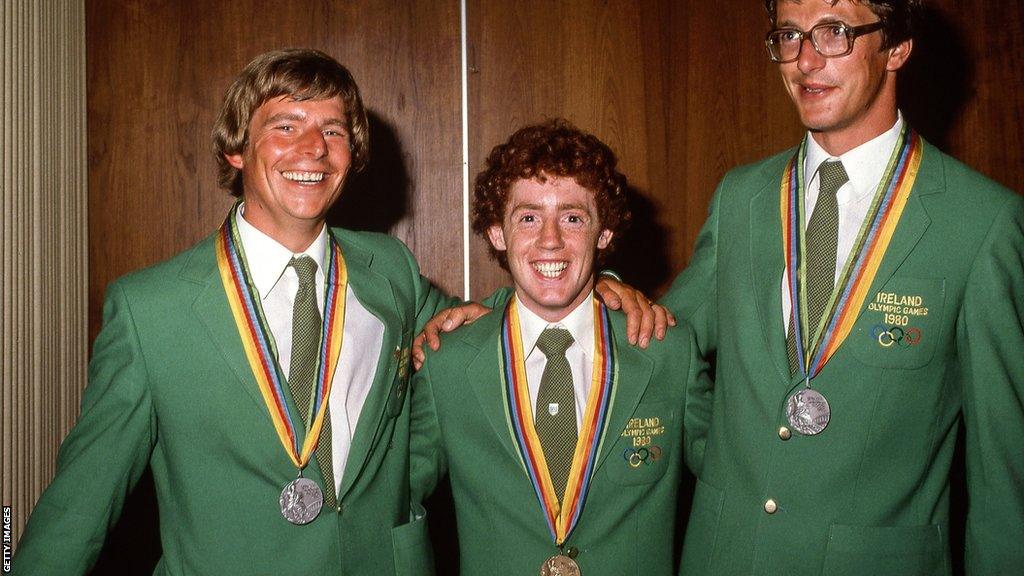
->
[[235, 202, 328, 301], [805, 111, 904, 205], [516, 292, 596, 360]]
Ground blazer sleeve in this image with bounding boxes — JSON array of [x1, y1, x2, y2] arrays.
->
[[408, 358, 448, 505], [660, 177, 726, 475], [13, 280, 156, 576], [393, 239, 462, 333], [660, 177, 724, 360], [958, 193, 1024, 574]]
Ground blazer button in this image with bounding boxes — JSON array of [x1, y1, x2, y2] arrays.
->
[[764, 499, 778, 514], [778, 426, 792, 441], [565, 546, 579, 559]]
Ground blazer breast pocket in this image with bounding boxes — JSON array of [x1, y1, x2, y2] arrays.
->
[[605, 402, 676, 486], [847, 276, 945, 370]]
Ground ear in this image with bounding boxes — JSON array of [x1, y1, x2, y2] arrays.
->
[[886, 38, 912, 72], [596, 229, 614, 250], [487, 225, 507, 251], [225, 152, 244, 170]]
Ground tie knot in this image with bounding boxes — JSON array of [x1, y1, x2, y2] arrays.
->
[[818, 160, 849, 197], [289, 256, 318, 287], [536, 328, 574, 358]]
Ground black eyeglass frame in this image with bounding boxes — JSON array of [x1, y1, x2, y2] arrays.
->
[[765, 21, 885, 63]]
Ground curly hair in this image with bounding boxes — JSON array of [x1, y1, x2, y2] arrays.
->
[[212, 48, 370, 197], [471, 119, 631, 269], [764, 0, 919, 49]]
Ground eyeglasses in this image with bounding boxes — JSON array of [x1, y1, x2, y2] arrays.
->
[[765, 21, 884, 63]]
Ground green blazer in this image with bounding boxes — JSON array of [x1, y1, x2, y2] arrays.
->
[[410, 292, 708, 575], [662, 139, 1024, 576], [14, 228, 456, 576]]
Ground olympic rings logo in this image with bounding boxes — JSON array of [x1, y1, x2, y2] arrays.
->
[[622, 446, 662, 468], [870, 324, 922, 348]]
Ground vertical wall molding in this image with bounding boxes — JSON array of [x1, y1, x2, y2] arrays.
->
[[1, 0, 88, 552]]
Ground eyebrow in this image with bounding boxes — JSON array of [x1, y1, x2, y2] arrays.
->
[[509, 202, 592, 213], [261, 113, 348, 128], [778, 15, 843, 28]]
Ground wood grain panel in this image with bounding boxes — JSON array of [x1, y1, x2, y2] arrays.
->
[[469, 0, 1022, 302], [901, 0, 1024, 192], [468, 0, 677, 299], [87, 0, 463, 343]]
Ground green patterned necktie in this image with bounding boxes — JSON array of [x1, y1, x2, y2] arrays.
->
[[287, 256, 336, 509], [534, 327, 577, 501], [788, 159, 848, 373]]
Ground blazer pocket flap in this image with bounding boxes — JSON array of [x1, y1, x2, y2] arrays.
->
[[391, 505, 435, 576], [824, 523, 945, 575]]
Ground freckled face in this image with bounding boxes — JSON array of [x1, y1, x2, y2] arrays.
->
[[487, 176, 613, 322], [226, 96, 351, 242]]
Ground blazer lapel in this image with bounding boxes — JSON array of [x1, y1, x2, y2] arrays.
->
[[186, 236, 272, 418], [849, 143, 940, 324], [465, 313, 524, 464], [749, 164, 791, 383], [336, 238, 406, 498], [594, 317, 654, 471]]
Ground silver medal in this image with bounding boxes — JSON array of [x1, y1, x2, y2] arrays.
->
[[786, 388, 830, 435], [279, 477, 323, 525]]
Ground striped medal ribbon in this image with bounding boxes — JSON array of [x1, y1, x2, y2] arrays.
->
[[780, 127, 923, 434], [500, 298, 617, 546], [215, 203, 348, 471]]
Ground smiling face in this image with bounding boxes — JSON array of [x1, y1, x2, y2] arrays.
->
[[487, 176, 613, 322], [226, 95, 351, 251], [777, 0, 911, 154]]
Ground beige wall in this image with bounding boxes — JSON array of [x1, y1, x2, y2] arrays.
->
[[2, 0, 88, 552]]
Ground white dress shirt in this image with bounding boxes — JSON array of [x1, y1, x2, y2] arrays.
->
[[236, 205, 384, 493], [516, 293, 596, 428], [783, 113, 904, 334]]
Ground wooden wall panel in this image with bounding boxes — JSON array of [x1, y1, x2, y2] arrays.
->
[[468, 0, 1022, 301], [86, 0, 464, 343], [901, 0, 1024, 192], [466, 0, 803, 300], [469, 0, 674, 298]]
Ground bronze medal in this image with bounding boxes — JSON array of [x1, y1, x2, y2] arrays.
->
[[540, 554, 581, 576], [279, 477, 323, 525]]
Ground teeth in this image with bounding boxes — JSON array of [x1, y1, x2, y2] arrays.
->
[[534, 262, 567, 278], [282, 171, 325, 182]]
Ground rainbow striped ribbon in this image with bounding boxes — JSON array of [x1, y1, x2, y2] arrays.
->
[[782, 127, 923, 378], [215, 205, 348, 470], [500, 298, 617, 545]]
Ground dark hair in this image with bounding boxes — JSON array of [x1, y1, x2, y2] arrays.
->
[[471, 119, 631, 269], [764, 0, 919, 49], [212, 48, 369, 196]]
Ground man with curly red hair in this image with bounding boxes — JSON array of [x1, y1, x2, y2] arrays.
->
[[410, 120, 707, 575]]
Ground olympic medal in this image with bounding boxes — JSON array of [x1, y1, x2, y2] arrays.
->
[[786, 388, 830, 435], [540, 554, 581, 576], [279, 477, 323, 525]]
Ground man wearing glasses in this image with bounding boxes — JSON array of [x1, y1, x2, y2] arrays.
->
[[664, 1, 1024, 574]]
